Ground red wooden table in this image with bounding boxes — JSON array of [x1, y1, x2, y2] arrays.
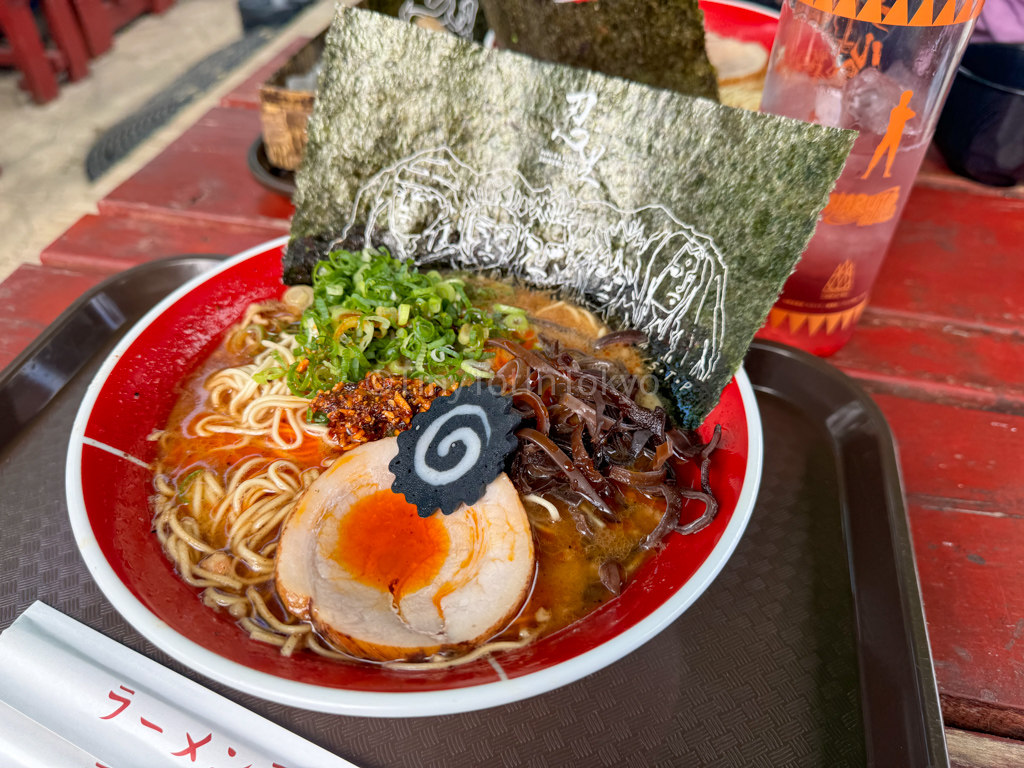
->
[[0, 0, 90, 104], [0, 0, 175, 104], [3, 42, 1024, 765]]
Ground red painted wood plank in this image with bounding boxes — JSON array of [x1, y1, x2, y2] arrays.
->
[[868, 395, 1024, 729], [40, 212, 282, 274], [99, 107, 294, 230], [104, 0, 148, 31], [0, 0, 59, 103], [833, 312, 1024, 414], [0, 320, 52, 373], [910, 500, 1024, 723], [870, 186, 1024, 332], [70, 0, 112, 57], [43, 0, 90, 81], [220, 37, 309, 111], [0, 43, 65, 70], [0, 264, 103, 371], [874, 394, 1024, 520], [0, 264, 103, 328]]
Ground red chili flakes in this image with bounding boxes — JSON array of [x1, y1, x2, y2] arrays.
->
[[311, 373, 453, 451]]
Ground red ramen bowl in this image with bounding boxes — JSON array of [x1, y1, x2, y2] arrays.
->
[[699, 0, 779, 52], [66, 238, 762, 716]]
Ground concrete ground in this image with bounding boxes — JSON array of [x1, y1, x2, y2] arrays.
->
[[0, 0, 335, 283]]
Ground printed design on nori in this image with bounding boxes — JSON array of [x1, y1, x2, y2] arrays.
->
[[345, 145, 728, 386], [398, 0, 478, 38], [367, 0, 483, 39], [389, 384, 520, 517], [289, 8, 856, 427]]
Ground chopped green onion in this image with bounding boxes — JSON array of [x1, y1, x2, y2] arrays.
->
[[492, 303, 524, 315], [461, 360, 495, 378], [306, 408, 329, 425], [253, 367, 286, 384], [287, 248, 530, 395], [503, 313, 529, 332], [177, 469, 204, 502]]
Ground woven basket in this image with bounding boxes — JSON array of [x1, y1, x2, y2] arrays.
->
[[258, 32, 326, 172]]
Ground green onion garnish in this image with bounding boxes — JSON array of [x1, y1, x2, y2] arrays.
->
[[284, 248, 530, 396]]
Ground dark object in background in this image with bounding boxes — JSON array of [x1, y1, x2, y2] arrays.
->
[[259, 32, 326, 171], [85, 31, 275, 180], [934, 43, 1024, 187], [479, 0, 719, 101], [237, 0, 317, 32], [248, 138, 296, 197]]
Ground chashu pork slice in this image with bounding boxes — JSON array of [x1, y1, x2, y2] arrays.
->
[[275, 437, 535, 662]]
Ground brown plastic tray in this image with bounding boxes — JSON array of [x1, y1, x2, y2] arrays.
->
[[0, 256, 946, 767]]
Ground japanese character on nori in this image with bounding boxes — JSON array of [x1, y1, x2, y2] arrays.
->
[[286, 7, 855, 428]]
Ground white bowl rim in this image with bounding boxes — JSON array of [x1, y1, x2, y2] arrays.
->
[[65, 235, 764, 717]]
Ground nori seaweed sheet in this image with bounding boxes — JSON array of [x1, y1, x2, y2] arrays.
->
[[284, 225, 387, 286], [480, 0, 719, 101], [287, 7, 855, 428]]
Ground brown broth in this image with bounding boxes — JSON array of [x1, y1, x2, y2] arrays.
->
[[499, 496, 665, 640]]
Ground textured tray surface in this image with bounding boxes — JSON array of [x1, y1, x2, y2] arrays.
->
[[0, 358, 864, 765]]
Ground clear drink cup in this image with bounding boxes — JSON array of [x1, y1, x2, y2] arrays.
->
[[757, 0, 981, 355]]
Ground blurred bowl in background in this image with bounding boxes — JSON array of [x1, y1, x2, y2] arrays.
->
[[934, 43, 1024, 188]]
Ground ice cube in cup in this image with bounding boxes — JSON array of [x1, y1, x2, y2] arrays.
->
[[841, 67, 906, 136]]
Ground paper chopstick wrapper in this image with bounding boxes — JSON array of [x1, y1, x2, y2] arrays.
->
[[0, 602, 355, 768], [0, 699, 101, 768]]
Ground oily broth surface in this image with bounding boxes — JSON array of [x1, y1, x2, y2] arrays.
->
[[156, 349, 334, 544], [153, 279, 668, 659]]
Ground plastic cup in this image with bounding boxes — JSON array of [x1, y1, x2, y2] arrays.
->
[[756, 0, 980, 355]]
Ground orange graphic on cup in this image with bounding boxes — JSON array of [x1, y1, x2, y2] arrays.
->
[[797, 0, 986, 26], [861, 90, 915, 179], [822, 186, 900, 226], [840, 32, 882, 77], [821, 260, 855, 299]]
